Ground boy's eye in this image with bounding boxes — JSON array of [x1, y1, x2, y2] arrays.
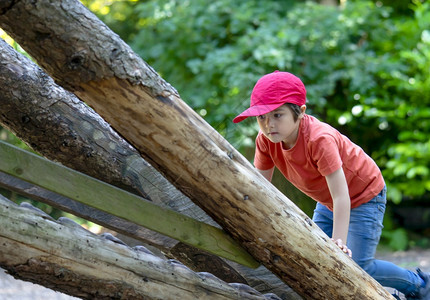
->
[[257, 115, 265, 120], [274, 113, 282, 118]]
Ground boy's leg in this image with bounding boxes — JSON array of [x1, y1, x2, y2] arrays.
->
[[347, 187, 423, 296], [312, 187, 424, 296]]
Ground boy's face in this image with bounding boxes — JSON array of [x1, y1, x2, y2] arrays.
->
[[256, 104, 305, 148]]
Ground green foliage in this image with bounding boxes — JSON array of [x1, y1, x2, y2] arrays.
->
[[373, 1, 430, 201], [381, 228, 410, 251], [380, 209, 410, 251], [91, 0, 430, 206]]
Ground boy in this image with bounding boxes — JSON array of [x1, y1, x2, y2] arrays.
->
[[233, 71, 430, 299]]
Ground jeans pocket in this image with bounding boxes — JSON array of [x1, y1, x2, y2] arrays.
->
[[375, 203, 386, 230], [377, 203, 386, 214]]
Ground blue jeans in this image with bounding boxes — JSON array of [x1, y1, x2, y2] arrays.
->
[[312, 186, 422, 295]]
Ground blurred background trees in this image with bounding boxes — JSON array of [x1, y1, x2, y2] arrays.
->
[[2, 0, 429, 250]]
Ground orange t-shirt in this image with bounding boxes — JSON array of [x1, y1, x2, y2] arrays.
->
[[254, 114, 385, 210]]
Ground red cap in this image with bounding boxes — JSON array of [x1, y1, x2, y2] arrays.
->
[[233, 71, 306, 123]]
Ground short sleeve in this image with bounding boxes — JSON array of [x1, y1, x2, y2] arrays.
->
[[254, 132, 275, 170], [311, 134, 342, 176]]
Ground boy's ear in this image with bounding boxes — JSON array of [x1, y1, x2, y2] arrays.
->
[[299, 105, 307, 118]]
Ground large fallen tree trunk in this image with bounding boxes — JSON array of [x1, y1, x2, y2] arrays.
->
[[0, 38, 298, 298], [0, 194, 280, 300], [0, 1, 393, 298]]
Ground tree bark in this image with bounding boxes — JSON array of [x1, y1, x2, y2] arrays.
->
[[0, 1, 393, 298], [0, 38, 298, 298], [0, 194, 280, 300]]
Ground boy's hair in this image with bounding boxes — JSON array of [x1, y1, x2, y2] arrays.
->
[[285, 103, 302, 122]]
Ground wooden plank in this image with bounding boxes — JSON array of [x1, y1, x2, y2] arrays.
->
[[0, 170, 178, 248], [0, 141, 259, 268]]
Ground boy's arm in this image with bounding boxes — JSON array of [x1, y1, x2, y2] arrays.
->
[[257, 167, 275, 182], [325, 167, 352, 257]]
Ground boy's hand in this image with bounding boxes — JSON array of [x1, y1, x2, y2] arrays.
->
[[331, 238, 352, 257]]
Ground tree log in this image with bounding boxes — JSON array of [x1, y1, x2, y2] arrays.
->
[[0, 194, 281, 300], [0, 1, 393, 298], [0, 38, 299, 298]]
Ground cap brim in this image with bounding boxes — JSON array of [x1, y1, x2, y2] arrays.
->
[[233, 103, 285, 123]]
